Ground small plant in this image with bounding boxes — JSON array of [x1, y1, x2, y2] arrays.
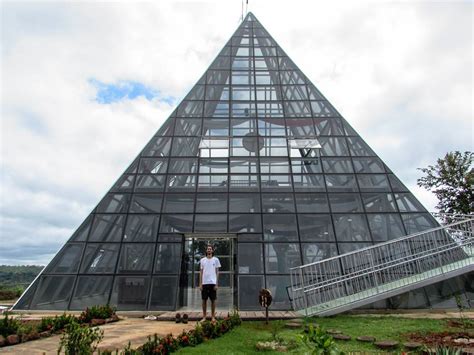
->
[[79, 304, 116, 323], [52, 313, 76, 332], [58, 319, 104, 355], [435, 346, 462, 355], [37, 317, 55, 332], [229, 308, 242, 327], [453, 294, 473, 330], [139, 334, 160, 355], [270, 320, 285, 343], [0, 313, 20, 337], [300, 324, 342, 355]]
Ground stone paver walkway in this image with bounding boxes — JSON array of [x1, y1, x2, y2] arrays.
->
[[0, 318, 196, 354]]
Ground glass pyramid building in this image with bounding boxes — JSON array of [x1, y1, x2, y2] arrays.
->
[[14, 12, 472, 312]]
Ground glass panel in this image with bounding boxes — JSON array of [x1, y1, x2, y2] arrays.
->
[[135, 175, 166, 192], [207, 70, 231, 85], [70, 215, 93, 241], [290, 159, 322, 174], [261, 174, 292, 191], [155, 244, 181, 273], [237, 243, 263, 274], [118, 244, 154, 273], [319, 137, 349, 156], [232, 71, 253, 85], [301, 243, 338, 264], [150, 276, 178, 310], [322, 158, 354, 173], [171, 137, 200, 156], [166, 174, 197, 192], [45, 244, 83, 273], [30, 275, 75, 310], [124, 215, 159, 242], [367, 214, 405, 241], [388, 174, 409, 192], [260, 158, 290, 174], [142, 137, 172, 157], [168, 158, 198, 174], [281, 85, 308, 100], [347, 137, 376, 156], [298, 215, 335, 241], [184, 85, 205, 100], [266, 275, 291, 310], [194, 214, 227, 232], [163, 194, 195, 213], [333, 214, 371, 241], [205, 85, 230, 100], [195, 194, 228, 213], [229, 193, 261, 212], [239, 275, 264, 310], [310, 101, 337, 117], [177, 101, 203, 117], [362, 193, 397, 212], [352, 157, 385, 173], [258, 118, 286, 136], [338, 242, 372, 254], [265, 243, 301, 273], [129, 194, 162, 213], [174, 118, 202, 136], [329, 193, 363, 212], [295, 193, 329, 213], [286, 118, 315, 137], [255, 71, 279, 85], [202, 119, 229, 136], [230, 158, 258, 173], [97, 194, 130, 213], [110, 276, 150, 311], [70, 276, 113, 310], [80, 243, 120, 273], [280, 71, 305, 85], [284, 101, 312, 117], [257, 102, 284, 117], [263, 214, 298, 241], [197, 175, 228, 191], [111, 175, 135, 192], [293, 174, 325, 192], [307, 85, 324, 100], [231, 137, 260, 157], [262, 193, 295, 213], [314, 118, 344, 135], [325, 175, 358, 192], [256, 86, 279, 101], [89, 214, 125, 242], [204, 101, 229, 117], [230, 119, 258, 136], [358, 175, 390, 192], [232, 102, 256, 117], [160, 214, 193, 233], [232, 86, 255, 101], [229, 214, 262, 233], [229, 174, 259, 191], [395, 193, 425, 212], [402, 213, 439, 234]]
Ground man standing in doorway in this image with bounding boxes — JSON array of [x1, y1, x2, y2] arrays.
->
[[199, 244, 221, 322]]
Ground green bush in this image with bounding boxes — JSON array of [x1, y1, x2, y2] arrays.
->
[[300, 324, 342, 355], [58, 319, 104, 355], [79, 304, 116, 323], [0, 313, 21, 337], [37, 317, 55, 332], [52, 313, 76, 332]]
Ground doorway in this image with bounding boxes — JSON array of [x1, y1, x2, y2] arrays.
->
[[178, 234, 235, 312]]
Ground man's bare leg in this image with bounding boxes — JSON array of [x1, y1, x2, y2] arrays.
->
[[202, 300, 207, 322], [211, 300, 216, 322]]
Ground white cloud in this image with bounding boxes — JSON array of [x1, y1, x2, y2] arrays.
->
[[1, 0, 472, 265]]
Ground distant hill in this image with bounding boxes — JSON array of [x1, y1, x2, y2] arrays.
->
[[0, 265, 44, 288]]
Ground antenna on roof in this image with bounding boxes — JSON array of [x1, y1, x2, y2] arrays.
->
[[246, 0, 249, 16], [241, 0, 244, 22]]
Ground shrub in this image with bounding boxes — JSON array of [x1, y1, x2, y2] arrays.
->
[[270, 320, 285, 343], [0, 313, 20, 337], [58, 319, 104, 355], [300, 324, 342, 355], [229, 308, 242, 327], [52, 313, 76, 332], [79, 304, 116, 323], [37, 317, 55, 333]]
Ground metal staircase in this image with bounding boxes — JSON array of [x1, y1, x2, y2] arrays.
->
[[289, 216, 474, 316]]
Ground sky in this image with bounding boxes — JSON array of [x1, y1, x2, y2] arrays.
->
[[1, 0, 472, 265]]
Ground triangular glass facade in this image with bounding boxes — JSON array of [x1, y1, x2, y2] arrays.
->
[[14, 12, 471, 312]]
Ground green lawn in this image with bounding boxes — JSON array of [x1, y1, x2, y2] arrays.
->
[[176, 316, 450, 354]]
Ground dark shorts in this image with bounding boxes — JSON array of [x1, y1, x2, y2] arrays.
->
[[201, 284, 217, 301]]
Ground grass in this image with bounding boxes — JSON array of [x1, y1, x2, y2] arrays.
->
[[176, 315, 451, 354]]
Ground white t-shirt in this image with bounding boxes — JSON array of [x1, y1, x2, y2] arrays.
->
[[200, 256, 221, 285]]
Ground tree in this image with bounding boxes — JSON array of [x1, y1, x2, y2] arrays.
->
[[417, 151, 473, 215]]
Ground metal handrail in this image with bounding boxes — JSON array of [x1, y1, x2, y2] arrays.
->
[[289, 217, 473, 316]]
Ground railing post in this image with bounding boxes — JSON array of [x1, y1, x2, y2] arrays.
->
[[367, 251, 379, 293], [300, 267, 308, 317]]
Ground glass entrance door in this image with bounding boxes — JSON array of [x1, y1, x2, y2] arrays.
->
[[178, 235, 235, 311]]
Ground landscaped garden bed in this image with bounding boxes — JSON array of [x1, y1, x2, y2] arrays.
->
[[0, 304, 118, 347]]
